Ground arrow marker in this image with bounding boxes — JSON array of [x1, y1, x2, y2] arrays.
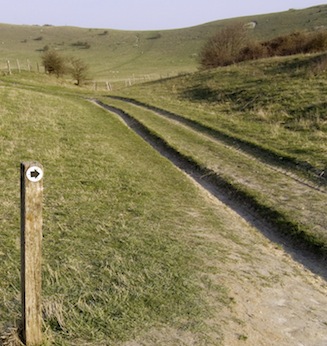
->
[[26, 166, 43, 182], [30, 170, 40, 179]]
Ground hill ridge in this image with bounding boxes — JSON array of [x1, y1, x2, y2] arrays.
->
[[1, 4, 327, 78]]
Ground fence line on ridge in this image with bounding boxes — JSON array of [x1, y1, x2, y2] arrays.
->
[[1, 58, 179, 90]]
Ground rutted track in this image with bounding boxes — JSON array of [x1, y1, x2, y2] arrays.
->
[[107, 95, 326, 192], [91, 99, 327, 274]]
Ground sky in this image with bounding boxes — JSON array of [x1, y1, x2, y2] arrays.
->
[[0, 0, 325, 30]]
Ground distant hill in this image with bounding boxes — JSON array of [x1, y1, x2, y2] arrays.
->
[[1, 4, 327, 79]]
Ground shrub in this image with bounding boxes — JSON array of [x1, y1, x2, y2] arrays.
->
[[147, 32, 162, 40], [41, 50, 66, 77], [41, 50, 90, 84], [262, 31, 308, 56], [261, 30, 327, 57], [200, 27, 327, 69], [98, 30, 108, 36], [199, 23, 248, 69], [304, 31, 327, 52], [68, 57, 89, 86], [71, 41, 91, 49], [238, 40, 269, 61]]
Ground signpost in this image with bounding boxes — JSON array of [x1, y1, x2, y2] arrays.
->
[[20, 162, 43, 345]]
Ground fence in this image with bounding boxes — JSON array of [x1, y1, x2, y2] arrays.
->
[[0, 59, 43, 75], [1, 58, 180, 91]]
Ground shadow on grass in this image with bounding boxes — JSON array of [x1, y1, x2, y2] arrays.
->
[[181, 85, 225, 103]]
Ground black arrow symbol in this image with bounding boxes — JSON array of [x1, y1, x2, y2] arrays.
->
[[30, 169, 40, 179]]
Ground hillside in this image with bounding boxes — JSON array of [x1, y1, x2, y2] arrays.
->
[[102, 52, 327, 252], [1, 4, 327, 79], [1, 5, 327, 345], [0, 55, 327, 346]]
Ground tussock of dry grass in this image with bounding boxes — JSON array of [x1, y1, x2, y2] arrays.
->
[[0, 327, 24, 346]]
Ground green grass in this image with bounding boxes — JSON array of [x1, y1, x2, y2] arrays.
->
[[98, 53, 327, 255], [1, 4, 327, 79], [98, 95, 327, 254], [1, 10, 327, 342], [0, 80, 239, 344], [113, 54, 327, 173]]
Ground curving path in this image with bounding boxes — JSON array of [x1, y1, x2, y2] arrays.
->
[[91, 98, 327, 345]]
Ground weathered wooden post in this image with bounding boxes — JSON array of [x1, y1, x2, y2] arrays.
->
[[20, 162, 44, 346], [7, 60, 12, 75], [16, 59, 21, 73]]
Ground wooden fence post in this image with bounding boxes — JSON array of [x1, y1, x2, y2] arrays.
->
[[7, 60, 12, 75], [20, 162, 44, 346], [16, 59, 21, 73]]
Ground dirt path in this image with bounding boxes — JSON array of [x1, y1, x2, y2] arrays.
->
[[190, 188, 327, 346], [93, 99, 327, 345], [106, 95, 326, 189]]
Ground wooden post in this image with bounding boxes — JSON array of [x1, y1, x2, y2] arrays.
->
[[16, 59, 21, 73], [21, 162, 44, 346], [7, 60, 12, 74], [106, 81, 112, 91]]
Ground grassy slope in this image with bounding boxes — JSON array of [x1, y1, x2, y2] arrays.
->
[[0, 76, 236, 344], [1, 5, 327, 344], [105, 53, 327, 253], [114, 54, 327, 172], [1, 4, 327, 79]]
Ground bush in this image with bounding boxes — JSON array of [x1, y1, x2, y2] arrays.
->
[[71, 41, 91, 49], [199, 23, 248, 69], [200, 27, 327, 69], [147, 32, 162, 40], [238, 40, 269, 61], [261, 30, 327, 57], [304, 31, 327, 52], [41, 50, 90, 84], [262, 31, 308, 56], [68, 57, 89, 86], [41, 50, 67, 77]]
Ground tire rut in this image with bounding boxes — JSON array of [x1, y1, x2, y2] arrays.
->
[[107, 95, 326, 193], [91, 99, 327, 280]]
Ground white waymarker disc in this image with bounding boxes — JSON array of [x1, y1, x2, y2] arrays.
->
[[26, 166, 44, 182]]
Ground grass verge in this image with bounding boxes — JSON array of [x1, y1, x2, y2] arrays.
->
[[0, 84, 233, 345]]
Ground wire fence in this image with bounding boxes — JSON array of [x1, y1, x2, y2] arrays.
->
[[1, 58, 181, 91], [0, 58, 42, 74]]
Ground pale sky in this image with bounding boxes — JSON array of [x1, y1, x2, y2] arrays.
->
[[0, 0, 325, 30]]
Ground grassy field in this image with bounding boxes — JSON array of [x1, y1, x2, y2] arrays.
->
[[0, 75, 240, 345], [112, 54, 327, 173], [1, 4, 327, 80], [1, 6, 327, 344], [101, 53, 327, 254]]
